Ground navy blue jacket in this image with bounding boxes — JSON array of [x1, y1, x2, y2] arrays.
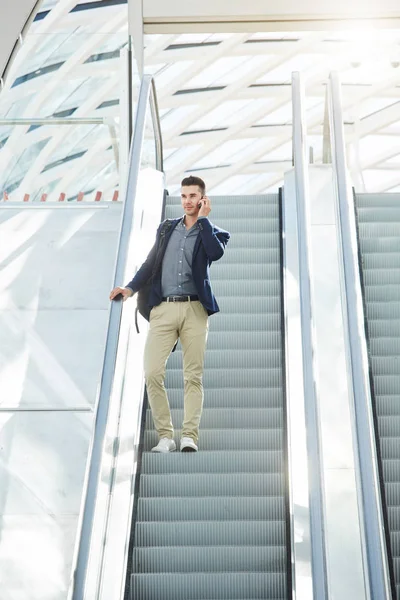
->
[[125, 217, 230, 315]]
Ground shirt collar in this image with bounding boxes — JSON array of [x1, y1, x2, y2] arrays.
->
[[181, 215, 199, 229]]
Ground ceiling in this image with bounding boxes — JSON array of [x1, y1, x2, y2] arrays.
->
[[1, 0, 400, 199]]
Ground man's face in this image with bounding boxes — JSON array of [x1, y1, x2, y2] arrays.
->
[[181, 185, 202, 216]]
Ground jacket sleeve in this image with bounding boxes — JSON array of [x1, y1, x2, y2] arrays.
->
[[197, 217, 230, 261], [124, 225, 161, 294]]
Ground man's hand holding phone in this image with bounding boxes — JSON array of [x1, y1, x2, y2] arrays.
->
[[198, 195, 211, 218]]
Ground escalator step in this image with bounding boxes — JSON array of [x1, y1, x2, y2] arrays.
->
[[141, 450, 284, 474], [165, 204, 279, 219], [134, 521, 285, 547], [143, 429, 283, 452], [168, 348, 282, 369], [132, 545, 285, 573], [167, 194, 280, 206], [145, 408, 284, 430], [137, 496, 285, 522], [356, 193, 400, 208], [165, 368, 282, 389], [139, 473, 284, 498], [130, 572, 287, 600]]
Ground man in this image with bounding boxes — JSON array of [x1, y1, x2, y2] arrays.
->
[[110, 175, 230, 453]]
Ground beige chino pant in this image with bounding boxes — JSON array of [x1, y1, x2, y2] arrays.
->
[[144, 300, 209, 443]]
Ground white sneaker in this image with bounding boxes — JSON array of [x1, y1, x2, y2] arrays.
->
[[180, 437, 198, 452], [151, 437, 176, 453]]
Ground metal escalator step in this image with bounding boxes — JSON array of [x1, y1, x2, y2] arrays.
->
[[357, 208, 400, 222], [168, 349, 282, 369], [189, 331, 282, 351], [376, 396, 400, 417], [205, 313, 281, 332], [137, 496, 285, 522], [211, 264, 280, 281], [163, 217, 278, 234], [359, 238, 400, 253], [356, 193, 400, 208], [165, 368, 282, 389], [363, 269, 400, 286], [165, 204, 279, 219], [389, 507, 400, 532], [211, 279, 280, 296], [226, 232, 279, 248], [361, 253, 400, 269], [372, 375, 400, 396], [370, 356, 400, 376], [390, 531, 400, 556], [167, 387, 283, 409], [381, 439, 400, 460], [379, 418, 400, 437], [370, 338, 400, 356], [215, 296, 280, 314], [168, 194, 279, 206], [218, 248, 280, 264], [130, 571, 287, 600], [367, 321, 400, 337], [143, 429, 283, 452], [366, 302, 400, 320], [358, 223, 400, 238], [383, 460, 400, 483], [141, 450, 284, 474], [132, 545, 285, 573], [364, 285, 400, 302], [134, 521, 286, 547], [139, 472, 284, 498], [145, 408, 284, 430], [384, 482, 400, 506]]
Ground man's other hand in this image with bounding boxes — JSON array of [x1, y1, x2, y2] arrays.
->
[[109, 287, 133, 302]]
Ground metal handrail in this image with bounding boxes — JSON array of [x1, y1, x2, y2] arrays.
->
[[328, 70, 391, 600], [150, 78, 163, 172], [291, 71, 328, 598], [70, 74, 162, 600]]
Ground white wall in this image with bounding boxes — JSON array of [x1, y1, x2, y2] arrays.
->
[[0, 0, 38, 78], [143, 0, 400, 31]]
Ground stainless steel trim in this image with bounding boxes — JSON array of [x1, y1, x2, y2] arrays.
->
[[69, 74, 155, 600], [292, 71, 329, 599], [0, 118, 106, 125], [149, 77, 163, 172], [328, 70, 392, 600]]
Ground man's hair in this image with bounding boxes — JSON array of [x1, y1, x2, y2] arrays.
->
[[181, 175, 206, 196]]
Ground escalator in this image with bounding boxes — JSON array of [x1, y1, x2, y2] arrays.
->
[[128, 193, 291, 599], [355, 192, 400, 598]]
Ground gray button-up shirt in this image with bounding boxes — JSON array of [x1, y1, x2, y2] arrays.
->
[[161, 217, 202, 297]]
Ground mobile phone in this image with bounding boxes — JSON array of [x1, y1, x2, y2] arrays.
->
[[198, 196, 204, 209]]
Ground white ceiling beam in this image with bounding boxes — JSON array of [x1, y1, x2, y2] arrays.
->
[[358, 101, 400, 138], [159, 82, 400, 110], [155, 33, 250, 100], [142, 0, 400, 32], [163, 33, 322, 143], [201, 70, 400, 191], [370, 172, 400, 192], [147, 39, 400, 65]]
